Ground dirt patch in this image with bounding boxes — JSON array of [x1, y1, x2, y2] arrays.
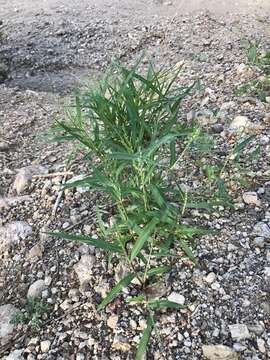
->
[[0, 1, 270, 359], [0, 0, 270, 93]]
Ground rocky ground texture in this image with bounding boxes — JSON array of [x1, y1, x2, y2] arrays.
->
[[0, 1, 270, 359]]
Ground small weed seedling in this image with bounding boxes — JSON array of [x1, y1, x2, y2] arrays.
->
[[50, 61, 257, 358], [236, 40, 270, 102], [12, 298, 48, 331]]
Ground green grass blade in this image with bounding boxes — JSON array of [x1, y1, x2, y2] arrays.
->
[[48, 232, 122, 253], [130, 218, 159, 261], [179, 239, 197, 264], [186, 201, 214, 212], [145, 133, 178, 157], [127, 295, 146, 304], [135, 315, 154, 360], [97, 272, 136, 310], [147, 266, 171, 277], [148, 299, 185, 310], [233, 135, 256, 159]]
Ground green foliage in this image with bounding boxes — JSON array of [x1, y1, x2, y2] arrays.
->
[[12, 298, 48, 331], [236, 40, 270, 102], [50, 61, 256, 358]]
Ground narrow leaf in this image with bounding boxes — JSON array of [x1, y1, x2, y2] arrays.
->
[[135, 315, 154, 360], [148, 299, 185, 310], [97, 272, 136, 311], [127, 295, 146, 304], [130, 218, 159, 261], [49, 232, 121, 253], [147, 266, 171, 277], [179, 239, 197, 264]]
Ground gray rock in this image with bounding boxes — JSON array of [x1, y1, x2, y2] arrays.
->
[[76, 354, 85, 360], [73, 255, 95, 290], [202, 344, 238, 360], [257, 338, 266, 353], [205, 272, 216, 284], [5, 349, 24, 360], [211, 124, 224, 133], [229, 116, 251, 132], [27, 279, 46, 298], [233, 343, 246, 352], [0, 221, 32, 252], [247, 324, 264, 335], [0, 304, 18, 346], [167, 292, 185, 305], [229, 324, 250, 340], [242, 192, 261, 206], [40, 340, 51, 353], [0, 141, 10, 151], [253, 237, 265, 248], [13, 165, 48, 194], [26, 242, 44, 260], [253, 222, 270, 238]]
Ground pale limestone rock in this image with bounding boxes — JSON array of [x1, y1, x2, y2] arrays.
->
[[27, 280, 46, 298], [0, 304, 18, 346], [0, 221, 32, 252], [202, 344, 238, 360]]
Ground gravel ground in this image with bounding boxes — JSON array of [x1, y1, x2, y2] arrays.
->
[[0, 1, 270, 359]]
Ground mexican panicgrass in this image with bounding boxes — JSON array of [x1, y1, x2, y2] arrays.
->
[[49, 61, 257, 358]]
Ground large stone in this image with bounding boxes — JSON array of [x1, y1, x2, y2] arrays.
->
[[26, 242, 44, 260], [242, 192, 261, 206], [13, 165, 48, 194], [112, 335, 131, 352], [27, 280, 46, 298], [0, 221, 32, 252], [229, 116, 251, 132], [202, 344, 238, 360], [5, 349, 24, 360], [253, 222, 270, 238], [73, 255, 95, 290], [0, 304, 18, 346], [107, 315, 119, 329], [167, 292, 185, 305], [229, 324, 250, 340], [40, 340, 51, 353]]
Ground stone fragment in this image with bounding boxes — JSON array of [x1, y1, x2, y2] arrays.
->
[[26, 242, 44, 260], [205, 272, 216, 284], [257, 338, 266, 353], [73, 255, 95, 290], [112, 336, 131, 352], [253, 237, 265, 248], [253, 222, 270, 238], [229, 116, 251, 132], [13, 165, 48, 194], [167, 292, 185, 305], [40, 340, 51, 353], [229, 324, 250, 340], [242, 192, 261, 206], [5, 349, 24, 360], [107, 315, 119, 329], [0, 221, 32, 252], [247, 323, 264, 335], [0, 304, 18, 346], [202, 344, 238, 360], [27, 280, 46, 298]]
